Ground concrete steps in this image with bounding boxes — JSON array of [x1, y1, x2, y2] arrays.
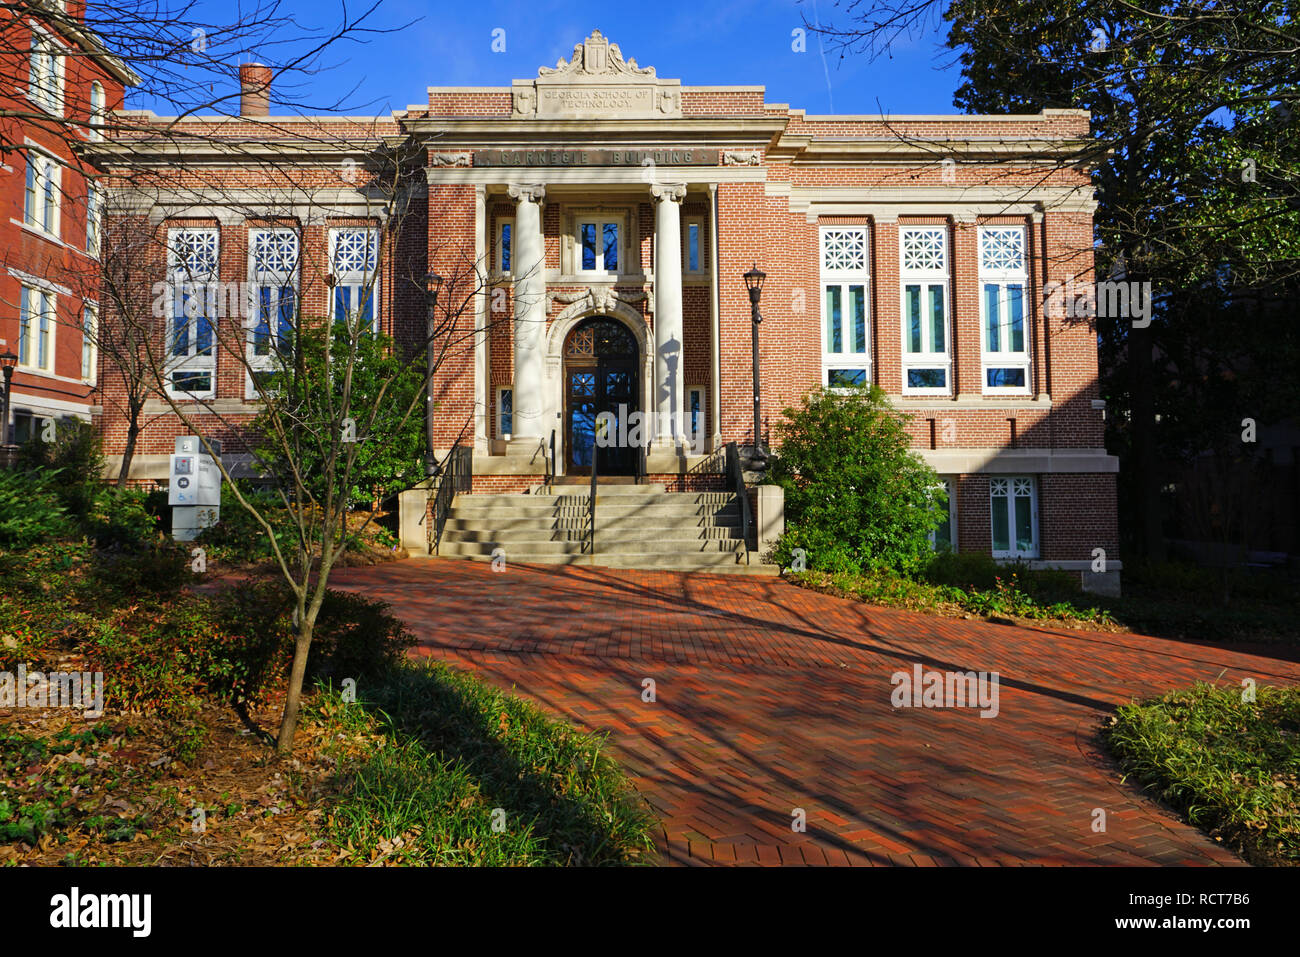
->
[[436, 487, 778, 574]]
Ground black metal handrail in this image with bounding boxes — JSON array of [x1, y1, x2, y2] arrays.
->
[[587, 441, 598, 557], [724, 442, 753, 565], [547, 429, 556, 488], [431, 443, 473, 554], [635, 440, 647, 485]]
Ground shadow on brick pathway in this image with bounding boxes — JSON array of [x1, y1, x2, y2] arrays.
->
[[330, 559, 1300, 866]]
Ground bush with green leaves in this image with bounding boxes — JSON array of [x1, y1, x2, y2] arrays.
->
[[769, 385, 944, 575], [0, 469, 75, 547], [16, 419, 104, 520]]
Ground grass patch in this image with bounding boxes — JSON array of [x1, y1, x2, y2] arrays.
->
[[1102, 681, 1300, 865], [311, 662, 657, 866]]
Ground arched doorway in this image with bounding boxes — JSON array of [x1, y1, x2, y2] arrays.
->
[[564, 316, 639, 476]]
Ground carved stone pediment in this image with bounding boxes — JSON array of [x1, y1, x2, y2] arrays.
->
[[513, 30, 682, 119], [548, 286, 649, 316]]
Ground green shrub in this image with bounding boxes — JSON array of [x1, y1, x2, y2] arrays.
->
[[768, 385, 943, 575], [310, 588, 416, 682], [85, 486, 161, 550], [17, 419, 104, 519], [0, 470, 75, 547], [195, 482, 295, 564]]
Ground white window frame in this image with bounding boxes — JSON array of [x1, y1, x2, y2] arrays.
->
[[686, 385, 705, 453], [576, 217, 621, 277], [496, 216, 514, 276], [86, 181, 102, 256], [166, 227, 219, 399], [496, 386, 513, 440], [819, 225, 871, 389], [24, 152, 61, 238], [989, 475, 1039, 559], [329, 227, 380, 336], [979, 226, 1031, 395], [899, 226, 952, 396], [682, 216, 705, 275], [928, 477, 957, 550], [28, 26, 65, 116], [18, 285, 56, 373], [246, 228, 300, 397], [89, 81, 105, 141], [81, 303, 98, 384]]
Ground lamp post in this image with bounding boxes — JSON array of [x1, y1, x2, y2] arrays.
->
[[424, 272, 443, 477], [0, 350, 16, 447], [743, 264, 766, 461]]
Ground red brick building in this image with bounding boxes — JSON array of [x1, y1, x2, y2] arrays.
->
[[95, 30, 1119, 591], [0, 1, 134, 440]]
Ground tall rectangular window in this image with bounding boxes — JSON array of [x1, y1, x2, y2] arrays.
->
[[28, 29, 64, 114], [578, 219, 619, 275], [820, 226, 871, 388], [990, 476, 1038, 558], [899, 226, 951, 394], [247, 228, 299, 395], [683, 217, 704, 273], [89, 81, 105, 141], [330, 228, 379, 335], [497, 217, 513, 274], [81, 304, 97, 383], [18, 285, 56, 372], [167, 228, 219, 397], [497, 387, 513, 438], [24, 154, 59, 236], [86, 182, 102, 256], [979, 226, 1031, 393], [686, 386, 704, 453]]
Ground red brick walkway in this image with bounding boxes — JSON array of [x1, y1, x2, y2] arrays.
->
[[331, 559, 1300, 866]]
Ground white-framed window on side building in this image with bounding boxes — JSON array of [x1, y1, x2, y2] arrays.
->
[[929, 477, 956, 551], [18, 285, 56, 372], [24, 153, 60, 238], [990, 475, 1039, 558], [247, 228, 299, 395], [89, 81, 106, 141], [28, 28, 65, 115], [330, 227, 379, 335], [577, 218, 620, 276], [980, 226, 1031, 393], [86, 181, 102, 257], [81, 304, 97, 384], [899, 226, 952, 394], [819, 225, 870, 388], [166, 227, 219, 398], [496, 386, 513, 440]]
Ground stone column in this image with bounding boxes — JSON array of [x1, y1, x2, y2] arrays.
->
[[507, 183, 546, 447], [652, 182, 686, 450]]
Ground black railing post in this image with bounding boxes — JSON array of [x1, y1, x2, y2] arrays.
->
[[725, 442, 753, 565], [588, 440, 598, 558]]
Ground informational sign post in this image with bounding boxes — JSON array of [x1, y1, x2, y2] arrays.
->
[[169, 436, 222, 541]]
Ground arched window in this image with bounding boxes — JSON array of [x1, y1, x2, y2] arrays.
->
[[89, 82, 105, 141]]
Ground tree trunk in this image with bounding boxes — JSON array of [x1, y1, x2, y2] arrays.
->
[[116, 412, 141, 488], [276, 615, 314, 754]]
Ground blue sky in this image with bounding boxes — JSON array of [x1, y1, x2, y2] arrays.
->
[[135, 0, 966, 116]]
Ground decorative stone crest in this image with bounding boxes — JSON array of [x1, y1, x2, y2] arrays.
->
[[429, 152, 472, 167], [548, 286, 649, 316], [721, 149, 761, 166], [511, 30, 683, 119]]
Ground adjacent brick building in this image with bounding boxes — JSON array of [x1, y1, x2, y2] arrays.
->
[[93, 29, 1120, 591], [0, 1, 135, 440]]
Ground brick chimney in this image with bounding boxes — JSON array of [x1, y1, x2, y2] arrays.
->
[[239, 63, 272, 117]]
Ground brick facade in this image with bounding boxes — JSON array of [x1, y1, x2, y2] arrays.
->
[[88, 29, 1119, 588]]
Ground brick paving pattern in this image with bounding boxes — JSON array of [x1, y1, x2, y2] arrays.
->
[[331, 559, 1300, 866]]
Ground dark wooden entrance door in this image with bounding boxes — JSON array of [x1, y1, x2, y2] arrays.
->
[[564, 317, 639, 476]]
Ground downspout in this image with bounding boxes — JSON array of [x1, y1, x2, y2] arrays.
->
[[709, 184, 722, 452]]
